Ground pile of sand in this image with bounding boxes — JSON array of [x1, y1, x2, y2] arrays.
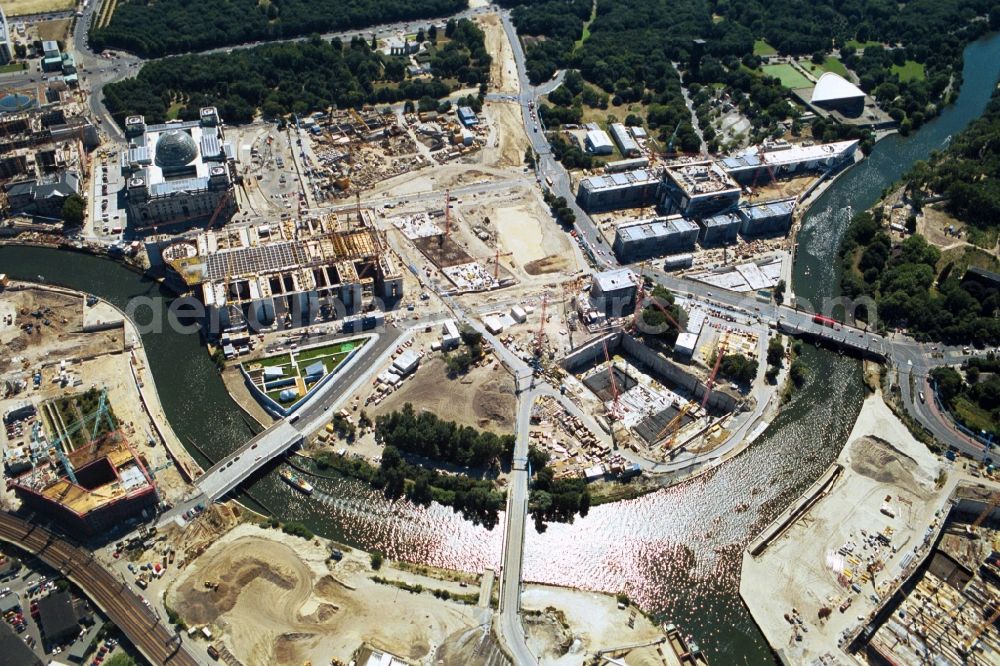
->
[[848, 436, 931, 495]]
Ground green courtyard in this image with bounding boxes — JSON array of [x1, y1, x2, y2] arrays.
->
[[249, 338, 366, 405]]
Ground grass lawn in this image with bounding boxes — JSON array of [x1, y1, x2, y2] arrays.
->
[[166, 102, 184, 121], [753, 39, 777, 56], [844, 39, 881, 49], [572, 2, 598, 53], [800, 57, 849, 79], [761, 63, 813, 89], [892, 60, 925, 82], [257, 353, 292, 369], [967, 226, 1000, 250], [936, 245, 1000, 278]]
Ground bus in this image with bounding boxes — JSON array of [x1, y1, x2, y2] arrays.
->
[[812, 314, 841, 330]]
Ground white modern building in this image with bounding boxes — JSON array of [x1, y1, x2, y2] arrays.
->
[[0, 6, 11, 65]]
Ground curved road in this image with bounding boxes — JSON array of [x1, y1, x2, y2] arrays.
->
[[0, 512, 198, 666]]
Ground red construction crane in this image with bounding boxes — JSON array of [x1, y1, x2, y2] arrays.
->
[[492, 248, 513, 282], [206, 190, 234, 230], [603, 339, 622, 420], [702, 334, 729, 410]]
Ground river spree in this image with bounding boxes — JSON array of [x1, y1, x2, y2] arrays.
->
[[1, 30, 999, 664]]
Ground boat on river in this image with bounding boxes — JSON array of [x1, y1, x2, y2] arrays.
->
[[280, 468, 314, 494]]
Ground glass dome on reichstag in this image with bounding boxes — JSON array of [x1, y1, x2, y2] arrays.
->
[[154, 130, 198, 168]]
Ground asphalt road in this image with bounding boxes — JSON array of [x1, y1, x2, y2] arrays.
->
[[0, 511, 199, 666], [183, 325, 404, 503]]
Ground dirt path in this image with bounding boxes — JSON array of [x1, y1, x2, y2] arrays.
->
[[482, 101, 530, 169], [479, 13, 519, 95]]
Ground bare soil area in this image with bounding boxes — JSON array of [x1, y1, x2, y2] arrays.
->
[[1, 0, 74, 16], [369, 355, 516, 433], [482, 101, 530, 168], [168, 524, 485, 666], [479, 13, 519, 95]]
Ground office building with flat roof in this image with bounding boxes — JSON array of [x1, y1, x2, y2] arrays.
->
[[661, 161, 741, 219], [576, 168, 660, 212], [613, 215, 698, 263], [590, 268, 638, 316], [0, 7, 11, 65], [738, 198, 796, 237], [698, 211, 742, 246], [719, 139, 859, 185]]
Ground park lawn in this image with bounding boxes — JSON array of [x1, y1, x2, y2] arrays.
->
[[0, 62, 26, 73], [257, 353, 292, 370], [844, 39, 881, 49], [761, 63, 812, 89], [892, 60, 925, 82], [166, 102, 184, 120], [936, 245, 1000, 279], [801, 57, 849, 79], [0, 0, 74, 16], [572, 2, 597, 53], [753, 39, 777, 56]]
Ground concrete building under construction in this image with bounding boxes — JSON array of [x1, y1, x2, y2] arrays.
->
[[160, 213, 404, 335], [7, 428, 157, 536]]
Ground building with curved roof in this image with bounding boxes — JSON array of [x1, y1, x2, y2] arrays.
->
[[120, 106, 236, 231], [810, 72, 866, 116]]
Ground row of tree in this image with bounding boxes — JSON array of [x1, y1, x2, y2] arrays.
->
[[374, 403, 515, 469], [527, 446, 591, 532], [90, 0, 466, 57], [102, 23, 486, 126]]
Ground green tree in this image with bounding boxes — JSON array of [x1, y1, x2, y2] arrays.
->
[[370, 551, 384, 570], [61, 193, 86, 227]]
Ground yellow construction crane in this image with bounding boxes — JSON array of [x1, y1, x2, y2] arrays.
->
[[654, 400, 696, 450], [962, 599, 1000, 657], [968, 493, 1000, 537]]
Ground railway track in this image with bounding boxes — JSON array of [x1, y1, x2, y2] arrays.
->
[[0, 511, 199, 666]]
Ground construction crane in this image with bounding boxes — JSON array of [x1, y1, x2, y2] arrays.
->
[[962, 598, 1000, 657], [206, 190, 233, 230], [665, 120, 683, 156], [49, 388, 117, 485], [967, 493, 1000, 537], [491, 248, 513, 282], [702, 333, 729, 410], [654, 400, 696, 449], [602, 339, 622, 420]]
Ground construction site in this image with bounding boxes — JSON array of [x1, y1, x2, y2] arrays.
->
[[287, 104, 485, 204], [862, 484, 1000, 665], [4, 388, 159, 535], [151, 209, 406, 343], [0, 284, 197, 528]]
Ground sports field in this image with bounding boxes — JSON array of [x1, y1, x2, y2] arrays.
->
[[761, 63, 813, 90]]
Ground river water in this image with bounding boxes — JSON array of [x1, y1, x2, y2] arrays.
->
[[2, 32, 999, 664]]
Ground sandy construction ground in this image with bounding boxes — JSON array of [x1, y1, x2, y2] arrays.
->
[[740, 391, 954, 664], [467, 190, 578, 277], [369, 354, 516, 433], [35, 17, 72, 42], [1, 0, 74, 15], [522, 585, 667, 666], [169, 523, 487, 666], [479, 13, 519, 95], [482, 101, 530, 169]]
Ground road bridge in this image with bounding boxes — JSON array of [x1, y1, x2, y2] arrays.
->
[[173, 327, 402, 510]]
